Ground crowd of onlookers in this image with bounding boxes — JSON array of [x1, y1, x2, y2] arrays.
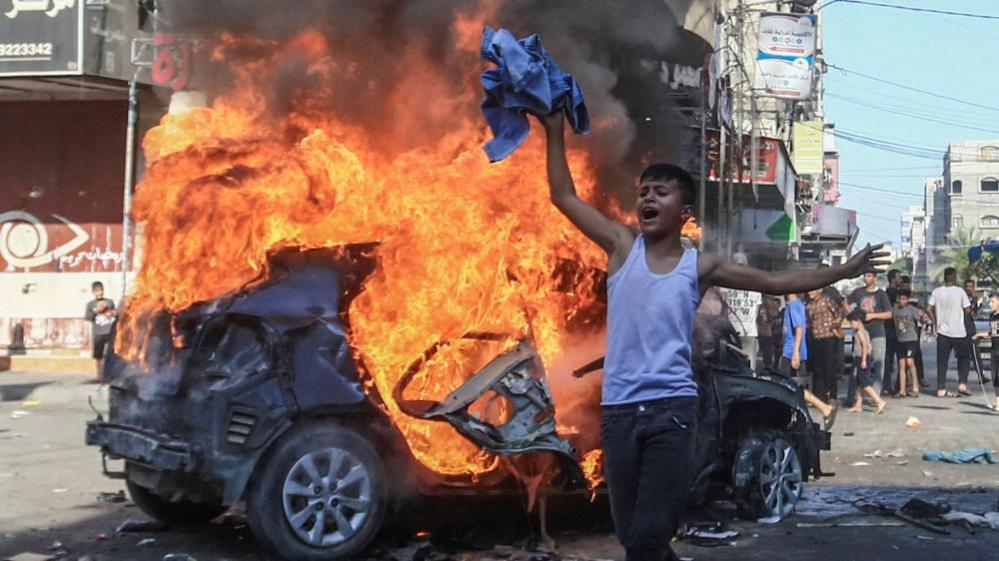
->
[[721, 267, 999, 428]]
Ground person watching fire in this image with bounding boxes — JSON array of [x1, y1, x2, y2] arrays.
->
[[538, 110, 888, 561]]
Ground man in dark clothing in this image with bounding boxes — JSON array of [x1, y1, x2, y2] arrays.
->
[[847, 273, 893, 395], [900, 275, 927, 387], [884, 269, 902, 390], [964, 279, 981, 367], [84, 281, 116, 379]]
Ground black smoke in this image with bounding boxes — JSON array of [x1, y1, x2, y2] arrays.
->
[[160, 0, 709, 208]]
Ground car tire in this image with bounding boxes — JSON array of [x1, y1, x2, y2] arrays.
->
[[125, 479, 227, 525], [245, 421, 387, 561], [732, 429, 804, 520]]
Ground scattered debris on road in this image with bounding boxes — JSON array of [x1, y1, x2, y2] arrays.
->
[[96, 490, 126, 504], [115, 519, 168, 535], [922, 448, 997, 464], [10, 410, 31, 419], [904, 416, 921, 429], [137, 538, 157, 547]]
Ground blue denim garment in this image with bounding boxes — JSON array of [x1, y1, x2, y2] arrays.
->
[[480, 27, 590, 162]]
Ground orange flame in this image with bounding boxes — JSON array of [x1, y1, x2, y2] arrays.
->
[[121, 28, 618, 479]]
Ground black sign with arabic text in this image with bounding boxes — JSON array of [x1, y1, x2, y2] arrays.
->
[[0, 0, 81, 76]]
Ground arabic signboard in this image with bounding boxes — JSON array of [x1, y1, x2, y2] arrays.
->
[[706, 130, 780, 185], [754, 12, 816, 100], [0, 0, 83, 76], [792, 120, 824, 175]]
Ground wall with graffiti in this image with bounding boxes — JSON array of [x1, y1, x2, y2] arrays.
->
[[1, 100, 128, 350]]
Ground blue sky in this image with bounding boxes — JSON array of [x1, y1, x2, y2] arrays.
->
[[821, 0, 999, 248]]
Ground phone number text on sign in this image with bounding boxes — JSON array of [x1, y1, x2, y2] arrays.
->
[[0, 42, 54, 57]]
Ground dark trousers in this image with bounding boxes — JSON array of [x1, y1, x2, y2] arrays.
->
[[602, 397, 698, 561], [811, 337, 840, 403], [936, 334, 971, 391], [884, 334, 897, 391], [759, 336, 775, 370], [914, 343, 925, 385]]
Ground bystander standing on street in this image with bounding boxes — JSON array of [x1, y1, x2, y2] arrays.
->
[[806, 286, 843, 405], [900, 275, 928, 387], [756, 296, 779, 372], [84, 281, 116, 381], [779, 292, 837, 428], [963, 279, 981, 370], [929, 268, 972, 398], [884, 269, 902, 388], [847, 272, 892, 395], [892, 289, 921, 397], [981, 294, 999, 411], [846, 308, 887, 414]]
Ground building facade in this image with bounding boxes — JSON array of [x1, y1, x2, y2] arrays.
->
[[942, 141, 999, 237]]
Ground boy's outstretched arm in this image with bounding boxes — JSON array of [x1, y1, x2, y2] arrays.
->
[[541, 113, 634, 267], [699, 243, 891, 295]]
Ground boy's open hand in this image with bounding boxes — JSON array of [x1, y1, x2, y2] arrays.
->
[[844, 243, 892, 277]]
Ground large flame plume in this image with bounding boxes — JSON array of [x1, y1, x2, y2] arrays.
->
[[122, 2, 699, 479], [122, 28, 615, 476]]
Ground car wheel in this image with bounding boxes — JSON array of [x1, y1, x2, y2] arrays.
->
[[246, 422, 387, 561], [125, 479, 227, 525], [732, 430, 804, 520]]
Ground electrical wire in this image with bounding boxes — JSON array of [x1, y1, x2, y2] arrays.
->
[[824, 1, 999, 21], [826, 63, 999, 114], [838, 181, 924, 199], [826, 92, 999, 135]]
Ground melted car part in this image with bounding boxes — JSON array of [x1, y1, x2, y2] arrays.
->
[[394, 335, 580, 468]]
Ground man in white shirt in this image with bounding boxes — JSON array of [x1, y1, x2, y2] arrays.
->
[[720, 287, 762, 371], [928, 267, 973, 398]]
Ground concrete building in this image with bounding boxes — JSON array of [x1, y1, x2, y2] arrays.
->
[[900, 205, 925, 257], [942, 141, 999, 237]]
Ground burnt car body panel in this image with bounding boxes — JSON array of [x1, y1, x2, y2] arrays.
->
[[87, 247, 382, 504]]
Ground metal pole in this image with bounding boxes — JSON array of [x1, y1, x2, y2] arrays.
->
[[121, 70, 140, 295], [699, 86, 707, 240]]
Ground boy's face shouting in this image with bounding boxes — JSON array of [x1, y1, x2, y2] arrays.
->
[[636, 178, 692, 239]]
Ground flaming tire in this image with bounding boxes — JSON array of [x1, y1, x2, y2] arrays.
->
[[246, 422, 387, 561]]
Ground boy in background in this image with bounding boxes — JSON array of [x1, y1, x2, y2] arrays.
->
[[975, 293, 999, 411], [893, 290, 921, 397], [847, 309, 887, 414]]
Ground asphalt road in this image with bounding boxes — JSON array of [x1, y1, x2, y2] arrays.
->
[[1, 343, 997, 561]]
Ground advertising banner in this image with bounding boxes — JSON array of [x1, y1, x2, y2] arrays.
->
[[706, 131, 781, 185], [0, 0, 83, 76], [754, 12, 816, 100], [792, 120, 824, 175]]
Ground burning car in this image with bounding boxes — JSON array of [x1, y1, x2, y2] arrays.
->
[[86, 246, 830, 561]]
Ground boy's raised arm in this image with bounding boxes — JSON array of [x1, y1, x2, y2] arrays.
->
[[541, 113, 633, 263], [699, 243, 891, 295]]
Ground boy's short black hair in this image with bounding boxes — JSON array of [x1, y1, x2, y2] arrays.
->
[[639, 163, 696, 206], [887, 269, 901, 282], [92, 281, 104, 290], [901, 275, 912, 283], [847, 309, 865, 322], [897, 289, 911, 298], [944, 267, 957, 279]]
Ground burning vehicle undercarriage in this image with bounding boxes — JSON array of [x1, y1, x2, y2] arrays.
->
[[87, 246, 830, 561]]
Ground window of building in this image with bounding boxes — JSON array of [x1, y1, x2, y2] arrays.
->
[[952, 180, 963, 194], [953, 215, 964, 229], [983, 178, 999, 192], [982, 146, 999, 161], [982, 216, 999, 228]]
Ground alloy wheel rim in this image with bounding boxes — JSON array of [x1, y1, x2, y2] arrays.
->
[[282, 447, 372, 547], [758, 437, 803, 519]]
